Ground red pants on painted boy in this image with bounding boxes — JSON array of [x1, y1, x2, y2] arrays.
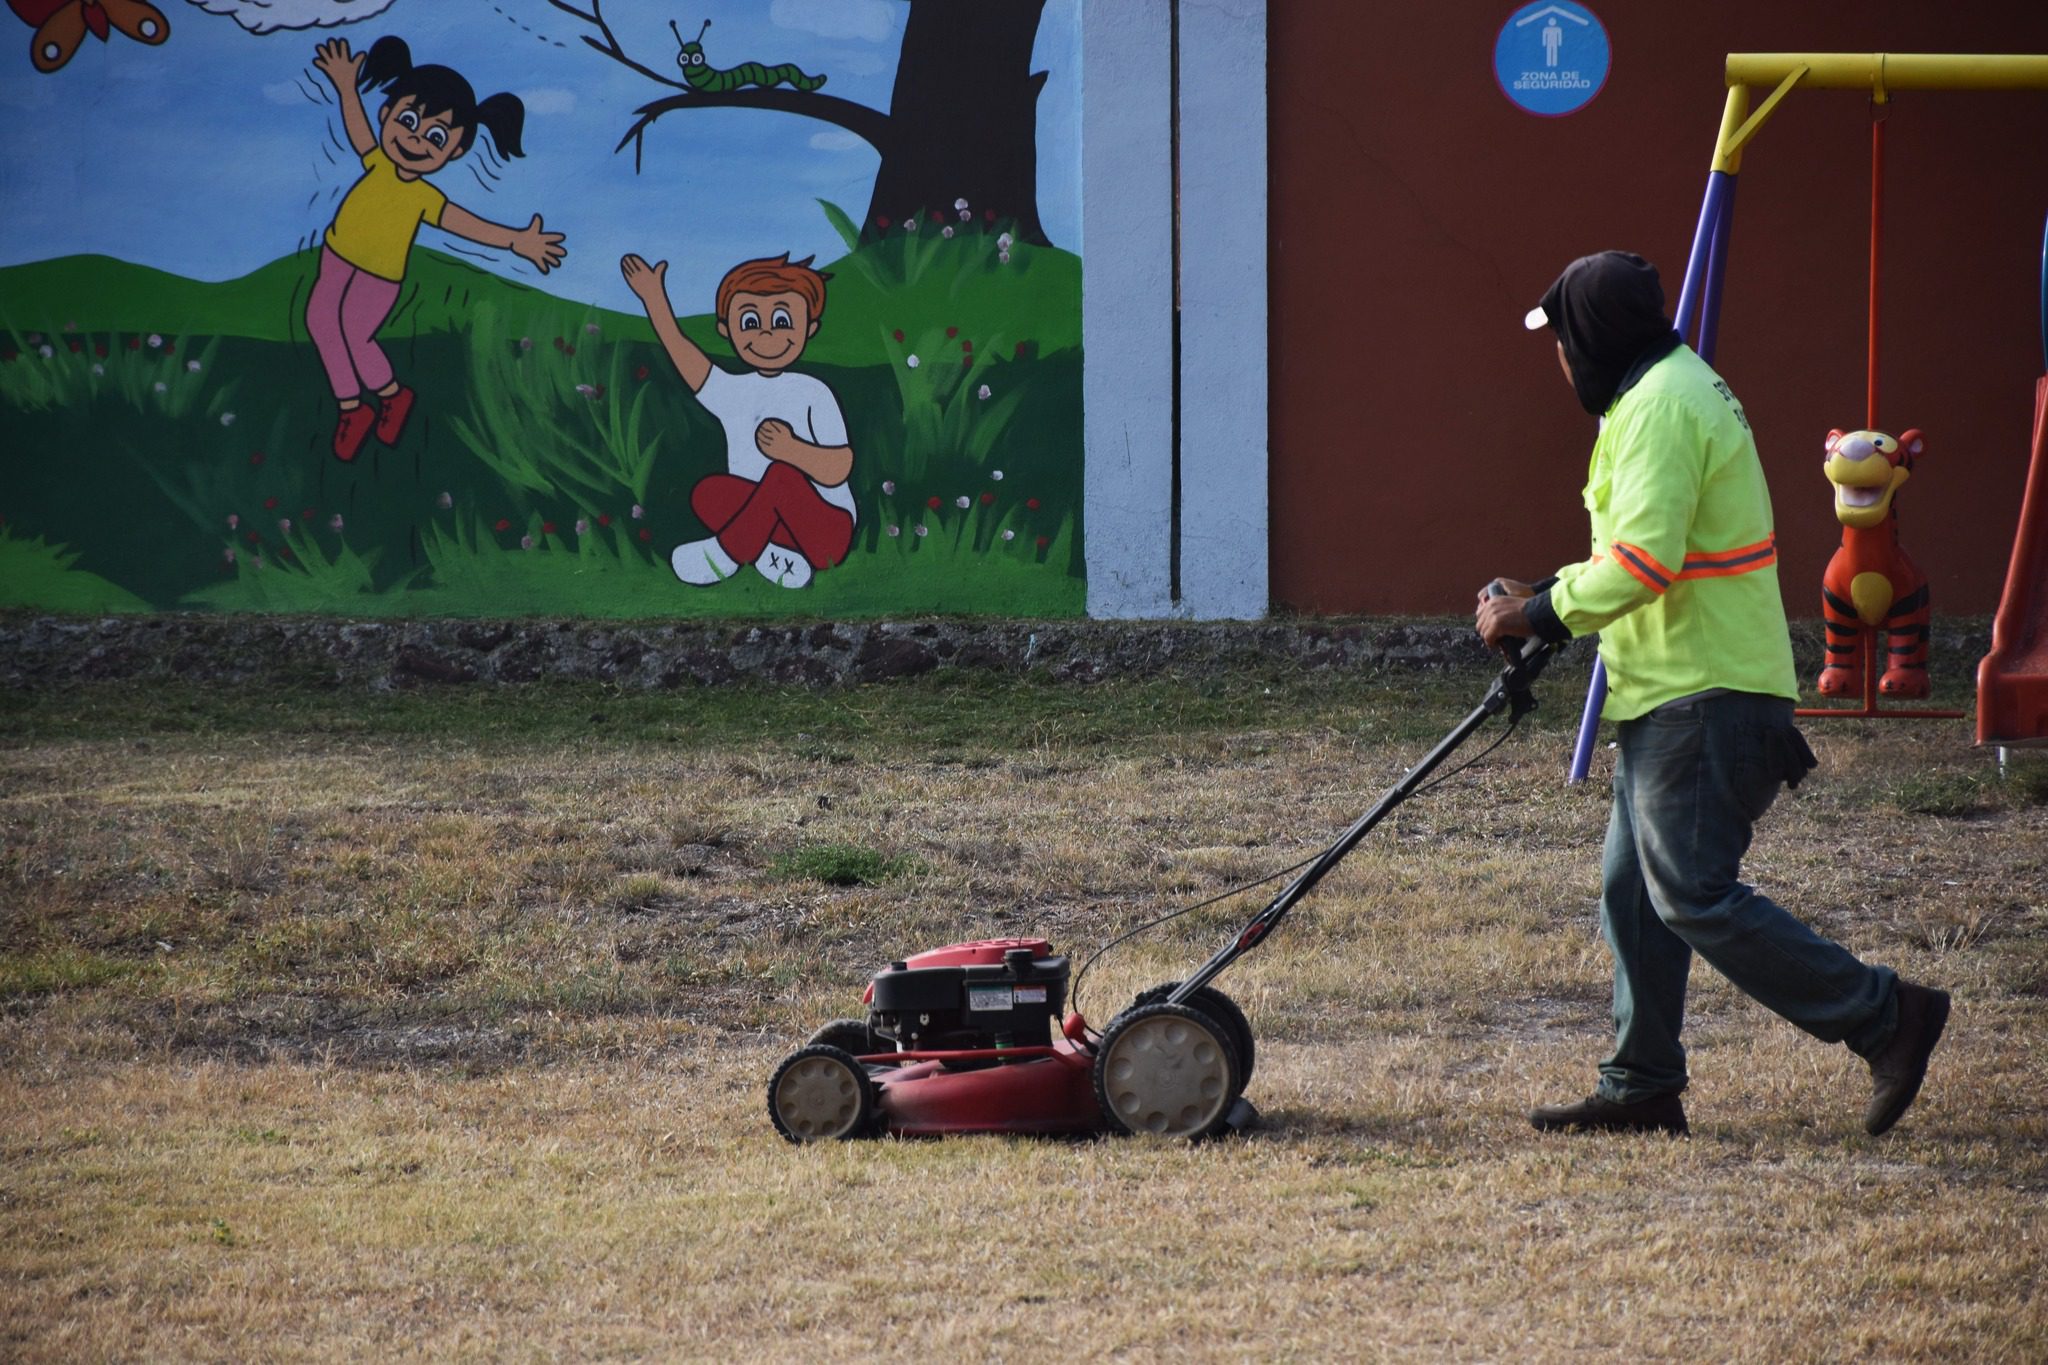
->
[[692, 461, 854, 568]]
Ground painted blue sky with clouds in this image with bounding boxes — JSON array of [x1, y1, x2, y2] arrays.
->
[[0, 0, 1080, 312]]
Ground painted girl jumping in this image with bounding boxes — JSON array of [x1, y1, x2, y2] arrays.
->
[[307, 36, 567, 462]]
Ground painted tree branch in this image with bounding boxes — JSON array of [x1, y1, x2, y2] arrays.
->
[[543, 0, 686, 94], [551, 0, 893, 168]]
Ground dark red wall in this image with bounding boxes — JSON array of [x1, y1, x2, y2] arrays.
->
[[1270, 4, 2048, 615]]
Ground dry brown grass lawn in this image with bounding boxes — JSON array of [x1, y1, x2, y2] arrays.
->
[[2, 663, 2044, 1361]]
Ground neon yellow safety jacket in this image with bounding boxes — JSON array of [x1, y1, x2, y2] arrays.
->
[[1527, 345, 1798, 722]]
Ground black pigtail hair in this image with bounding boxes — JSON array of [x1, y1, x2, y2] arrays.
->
[[474, 93, 527, 160], [357, 35, 412, 94]]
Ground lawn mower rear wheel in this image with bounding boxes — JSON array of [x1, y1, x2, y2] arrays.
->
[[806, 1017, 880, 1055], [768, 1044, 876, 1142], [1134, 981, 1255, 1089], [1092, 1002, 1242, 1139]]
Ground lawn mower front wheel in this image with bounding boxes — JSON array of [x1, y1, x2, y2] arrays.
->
[[1092, 1002, 1242, 1139], [768, 1044, 877, 1142]]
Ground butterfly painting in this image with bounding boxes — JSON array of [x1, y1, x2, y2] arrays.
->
[[10, 0, 169, 74]]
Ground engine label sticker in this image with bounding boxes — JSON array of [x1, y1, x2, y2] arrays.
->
[[1013, 986, 1049, 1004], [968, 986, 1013, 1012]]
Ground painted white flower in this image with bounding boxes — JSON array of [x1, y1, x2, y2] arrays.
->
[[941, 225, 954, 239], [906, 354, 920, 369], [519, 337, 534, 351], [584, 322, 601, 335], [90, 364, 104, 376], [223, 547, 236, 564], [328, 513, 344, 532], [954, 198, 968, 211], [227, 513, 239, 529], [1001, 529, 1016, 542], [575, 518, 589, 535], [914, 524, 928, 537], [437, 491, 453, 509], [904, 216, 919, 233], [37, 345, 52, 358], [997, 233, 1014, 251], [520, 535, 534, 550], [251, 556, 264, 572], [959, 209, 971, 222], [977, 385, 992, 401], [575, 383, 598, 398], [886, 524, 900, 538], [153, 381, 167, 393], [998, 251, 1011, 265], [186, 359, 201, 372], [991, 469, 1004, 480], [278, 518, 292, 534], [220, 412, 236, 427], [955, 495, 970, 509], [881, 479, 896, 495], [147, 334, 162, 348], [631, 504, 644, 520]]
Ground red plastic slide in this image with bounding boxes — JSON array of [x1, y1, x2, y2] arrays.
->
[[1976, 375, 2048, 747]]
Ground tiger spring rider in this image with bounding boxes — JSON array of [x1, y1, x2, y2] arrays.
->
[[1817, 426, 1933, 699]]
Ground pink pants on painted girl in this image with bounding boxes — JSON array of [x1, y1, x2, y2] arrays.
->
[[306, 246, 402, 400]]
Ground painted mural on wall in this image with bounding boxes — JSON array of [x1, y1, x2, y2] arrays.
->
[[0, 0, 1082, 618]]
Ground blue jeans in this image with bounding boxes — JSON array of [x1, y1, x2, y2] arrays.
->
[[1596, 692, 1898, 1103]]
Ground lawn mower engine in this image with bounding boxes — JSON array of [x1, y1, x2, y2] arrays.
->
[[767, 936, 1257, 1143]]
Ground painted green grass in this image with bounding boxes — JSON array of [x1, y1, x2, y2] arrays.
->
[[0, 528, 148, 612], [0, 210, 1085, 619]]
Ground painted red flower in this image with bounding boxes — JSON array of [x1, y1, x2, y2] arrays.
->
[[542, 521, 557, 535], [638, 528, 651, 542], [163, 343, 175, 356], [636, 365, 650, 380], [279, 545, 293, 560], [127, 337, 141, 350], [962, 355, 973, 368], [263, 497, 278, 510], [94, 343, 108, 358], [249, 452, 265, 467], [961, 339, 973, 353], [67, 340, 82, 353], [1015, 341, 1028, 357], [946, 327, 957, 339], [984, 209, 997, 222], [892, 329, 904, 343], [494, 518, 512, 532], [980, 492, 995, 505], [246, 530, 259, 544], [927, 496, 942, 509], [931, 210, 944, 224], [300, 507, 315, 521], [876, 215, 892, 230], [1027, 498, 1041, 510], [554, 336, 565, 349], [1035, 536, 1049, 550], [599, 513, 612, 527], [565, 344, 576, 356]]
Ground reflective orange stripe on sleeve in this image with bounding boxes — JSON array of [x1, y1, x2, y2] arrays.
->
[[1610, 541, 1675, 594], [1678, 533, 1777, 580]]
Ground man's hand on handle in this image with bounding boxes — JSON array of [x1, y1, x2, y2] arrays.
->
[[1475, 578, 1535, 649]]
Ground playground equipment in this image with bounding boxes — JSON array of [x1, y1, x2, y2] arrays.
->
[[1816, 426, 1932, 702], [1975, 208, 2048, 750], [1569, 53, 2048, 781]]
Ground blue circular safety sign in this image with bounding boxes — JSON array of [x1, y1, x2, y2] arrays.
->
[[1494, 2, 1610, 117]]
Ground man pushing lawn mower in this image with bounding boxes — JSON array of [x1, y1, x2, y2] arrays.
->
[[1477, 251, 1949, 1138]]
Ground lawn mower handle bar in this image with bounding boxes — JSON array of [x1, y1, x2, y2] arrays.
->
[[1166, 634, 1560, 1007]]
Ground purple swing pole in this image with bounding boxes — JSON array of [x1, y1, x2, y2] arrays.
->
[[1567, 170, 1739, 782]]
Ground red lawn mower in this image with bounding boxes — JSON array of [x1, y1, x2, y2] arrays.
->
[[768, 622, 1562, 1142]]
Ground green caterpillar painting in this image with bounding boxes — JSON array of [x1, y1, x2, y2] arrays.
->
[[670, 19, 827, 93]]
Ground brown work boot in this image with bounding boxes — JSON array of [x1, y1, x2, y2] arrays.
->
[[1530, 1091, 1688, 1136], [1864, 981, 1950, 1136]]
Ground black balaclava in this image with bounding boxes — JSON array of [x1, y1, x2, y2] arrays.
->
[[1534, 251, 1683, 416]]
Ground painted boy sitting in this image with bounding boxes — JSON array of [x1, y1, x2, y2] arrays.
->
[[621, 250, 855, 589]]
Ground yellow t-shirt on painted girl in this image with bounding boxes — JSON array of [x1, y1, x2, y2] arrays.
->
[[324, 148, 447, 283]]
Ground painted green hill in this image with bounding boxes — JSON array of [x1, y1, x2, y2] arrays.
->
[[0, 232, 1082, 367]]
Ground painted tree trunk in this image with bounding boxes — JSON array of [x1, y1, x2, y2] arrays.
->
[[862, 0, 1052, 246]]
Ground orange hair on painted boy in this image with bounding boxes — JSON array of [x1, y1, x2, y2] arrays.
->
[[715, 253, 831, 320]]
